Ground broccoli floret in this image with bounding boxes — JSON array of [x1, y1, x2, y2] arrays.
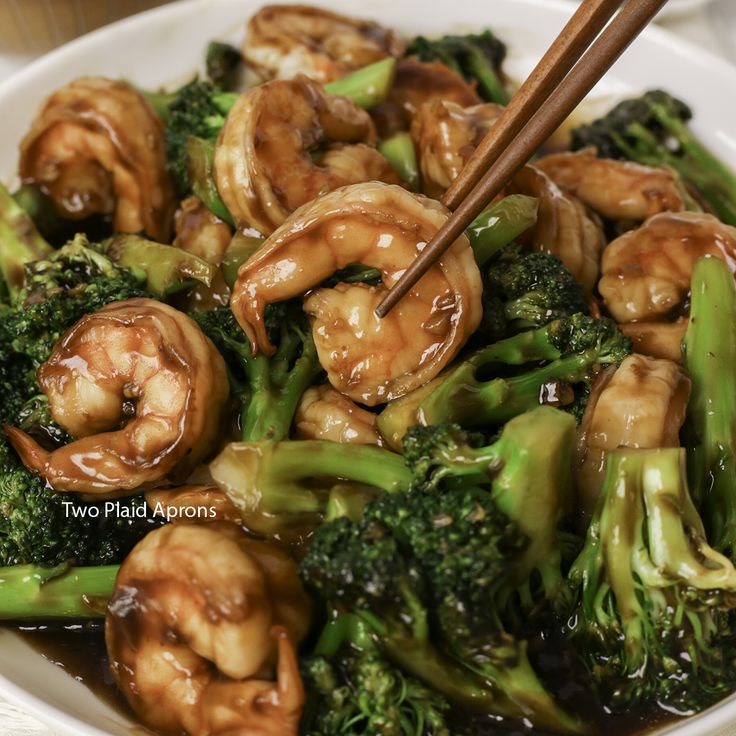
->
[[209, 437, 412, 537], [301, 410, 583, 733], [303, 613, 454, 736], [378, 313, 631, 449], [205, 41, 243, 90], [191, 302, 319, 443], [571, 90, 736, 226], [682, 257, 736, 558], [567, 447, 736, 714], [403, 407, 577, 613], [483, 245, 588, 338], [0, 437, 160, 567], [409, 31, 509, 104]]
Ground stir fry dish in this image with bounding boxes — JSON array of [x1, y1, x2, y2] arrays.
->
[[3, 4, 736, 736]]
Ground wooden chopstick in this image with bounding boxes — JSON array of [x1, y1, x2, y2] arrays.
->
[[442, 0, 623, 211], [375, 0, 669, 318]]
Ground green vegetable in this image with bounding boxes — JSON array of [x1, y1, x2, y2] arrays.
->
[[324, 57, 396, 109], [682, 257, 736, 557], [378, 313, 630, 449], [210, 438, 411, 536], [302, 612, 454, 735], [571, 90, 736, 226], [205, 41, 243, 90], [301, 409, 583, 733], [378, 132, 420, 190], [0, 562, 117, 619], [191, 303, 319, 444], [0, 182, 52, 304], [106, 233, 217, 296], [186, 137, 235, 226], [468, 195, 538, 267], [409, 31, 509, 104], [567, 448, 736, 714]]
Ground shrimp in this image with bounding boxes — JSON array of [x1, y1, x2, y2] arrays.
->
[[214, 76, 398, 235], [106, 523, 311, 736], [19, 77, 176, 242], [174, 196, 233, 309], [411, 99, 503, 199], [372, 59, 481, 137], [576, 354, 691, 515], [509, 165, 605, 292], [294, 385, 382, 444], [535, 149, 690, 221], [231, 182, 483, 406], [5, 299, 229, 494], [620, 318, 688, 363], [243, 4, 405, 83], [599, 212, 736, 323]]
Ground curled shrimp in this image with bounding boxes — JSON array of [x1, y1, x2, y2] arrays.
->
[[294, 385, 383, 444], [106, 523, 310, 736], [535, 149, 690, 221], [214, 76, 398, 235], [509, 165, 605, 292], [5, 299, 229, 494], [576, 355, 691, 515], [372, 59, 481, 137], [19, 77, 176, 242], [231, 182, 483, 406], [243, 4, 405, 83], [411, 99, 503, 199], [599, 211, 736, 323]]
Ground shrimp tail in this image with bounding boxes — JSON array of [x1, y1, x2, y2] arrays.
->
[[3, 426, 53, 480], [271, 626, 305, 714]]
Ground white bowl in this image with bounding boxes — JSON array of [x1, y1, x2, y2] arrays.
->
[[1, 0, 736, 734]]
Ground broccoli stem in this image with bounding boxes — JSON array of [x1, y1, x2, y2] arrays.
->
[[468, 195, 538, 267], [139, 89, 177, 122], [0, 182, 52, 303], [642, 103, 736, 226], [186, 137, 235, 226], [462, 42, 509, 105], [682, 257, 736, 555], [324, 58, 396, 109], [241, 340, 318, 442], [220, 232, 264, 288], [378, 133, 419, 190], [0, 563, 117, 619]]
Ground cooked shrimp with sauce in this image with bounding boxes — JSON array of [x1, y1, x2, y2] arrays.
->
[[106, 523, 310, 736], [214, 76, 398, 234], [243, 4, 405, 83], [3, 6, 736, 736], [231, 181, 483, 405], [5, 299, 229, 493], [19, 77, 176, 242]]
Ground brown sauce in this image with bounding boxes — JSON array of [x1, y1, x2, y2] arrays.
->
[[7, 622, 684, 736]]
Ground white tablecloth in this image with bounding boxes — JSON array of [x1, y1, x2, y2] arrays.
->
[[0, 1, 734, 735]]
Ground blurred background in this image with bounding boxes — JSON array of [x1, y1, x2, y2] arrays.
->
[[0, 0, 731, 69]]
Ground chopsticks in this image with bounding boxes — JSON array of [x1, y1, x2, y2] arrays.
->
[[375, 0, 669, 318]]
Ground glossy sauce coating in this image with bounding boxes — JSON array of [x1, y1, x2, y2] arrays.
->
[[105, 523, 310, 736], [5, 299, 229, 494], [214, 76, 397, 235], [599, 211, 736, 323], [576, 354, 691, 515], [19, 77, 176, 242], [231, 182, 483, 405], [411, 99, 503, 199], [535, 149, 689, 221]]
